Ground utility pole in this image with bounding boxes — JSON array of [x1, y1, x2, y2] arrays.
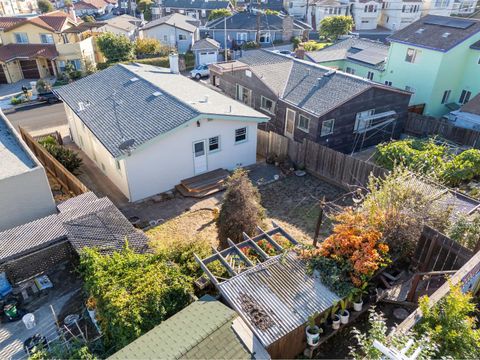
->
[[224, 15, 227, 60], [313, 196, 325, 248]]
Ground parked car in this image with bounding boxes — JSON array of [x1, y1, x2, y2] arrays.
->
[[190, 65, 210, 80], [37, 91, 61, 104]]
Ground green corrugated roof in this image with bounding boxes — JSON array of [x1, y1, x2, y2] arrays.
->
[[109, 295, 251, 360]]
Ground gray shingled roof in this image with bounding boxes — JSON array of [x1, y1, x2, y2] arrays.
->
[[239, 49, 376, 117], [192, 37, 220, 50], [109, 295, 251, 360], [388, 15, 480, 52], [141, 13, 199, 32], [207, 11, 310, 31], [162, 0, 231, 10], [306, 37, 388, 68], [0, 192, 150, 263]]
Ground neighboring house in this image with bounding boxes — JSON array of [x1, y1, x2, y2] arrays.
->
[[0, 10, 101, 83], [382, 15, 480, 116], [378, 0, 422, 31], [109, 295, 270, 360], [247, 0, 286, 12], [421, 0, 455, 16], [306, 0, 349, 31], [152, 0, 234, 24], [192, 37, 220, 66], [445, 92, 480, 130], [210, 49, 411, 154], [74, 0, 111, 16], [98, 14, 143, 40], [452, 0, 478, 14], [350, 0, 382, 30], [0, 0, 38, 16], [0, 111, 56, 231], [54, 60, 269, 202], [304, 37, 389, 82], [140, 13, 200, 54], [203, 12, 311, 49]]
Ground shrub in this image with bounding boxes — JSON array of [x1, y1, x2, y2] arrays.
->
[[302, 41, 330, 51], [319, 16, 354, 40], [10, 96, 22, 105], [79, 246, 193, 352], [446, 213, 480, 251], [265, 9, 279, 15], [37, 0, 54, 13], [441, 148, 480, 186], [135, 38, 164, 58], [217, 169, 266, 248], [208, 8, 232, 21], [36, 79, 50, 94], [133, 56, 169, 67], [242, 41, 260, 50], [417, 283, 480, 359], [96, 33, 134, 63], [39, 136, 83, 174], [291, 36, 301, 50]]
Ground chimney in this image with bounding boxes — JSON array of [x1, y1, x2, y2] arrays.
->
[[67, 3, 76, 20], [282, 15, 294, 42], [169, 53, 179, 74], [295, 46, 305, 60]]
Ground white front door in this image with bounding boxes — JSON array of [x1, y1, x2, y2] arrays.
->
[[285, 108, 296, 139], [193, 140, 207, 175]]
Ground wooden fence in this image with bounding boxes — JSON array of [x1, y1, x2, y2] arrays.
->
[[19, 127, 89, 196], [257, 130, 387, 189], [404, 113, 480, 149]]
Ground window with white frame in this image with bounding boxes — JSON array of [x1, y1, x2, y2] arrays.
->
[[459, 90, 471, 104], [68, 59, 82, 70], [40, 33, 54, 44], [14, 33, 28, 43], [298, 115, 310, 132], [260, 96, 275, 114], [405, 48, 419, 63], [346, 67, 355, 74], [441, 90, 451, 104], [385, 80, 392, 86], [354, 109, 375, 132], [58, 60, 66, 72], [237, 32, 247, 41], [321, 119, 334, 136], [209, 136, 220, 152], [236, 84, 252, 106], [235, 127, 247, 143], [259, 32, 271, 43], [178, 34, 187, 40], [165, 7, 171, 12], [367, 71, 374, 80]]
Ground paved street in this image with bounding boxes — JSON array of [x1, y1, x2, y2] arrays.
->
[[5, 103, 69, 138]]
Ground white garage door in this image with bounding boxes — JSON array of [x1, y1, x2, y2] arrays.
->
[[199, 51, 217, 65]]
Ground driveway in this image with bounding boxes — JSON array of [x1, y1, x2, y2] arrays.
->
[[0, 79, 34, 99]]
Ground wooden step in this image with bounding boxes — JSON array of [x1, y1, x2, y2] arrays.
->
[[180, 169, 230, 193]]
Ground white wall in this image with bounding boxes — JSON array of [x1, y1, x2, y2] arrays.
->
[[141, 25, 197, 53], [65, 104, 131, 199], [0, 166, 56, 231], [99, 24, 136, 40], [124, 117, 258, 202]]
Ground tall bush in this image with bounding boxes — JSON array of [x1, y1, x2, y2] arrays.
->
[[79, 246, 193, 352], [217, 169, 266, 248], [97, 33, 134, 63]]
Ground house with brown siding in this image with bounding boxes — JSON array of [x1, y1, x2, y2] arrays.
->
[[210, 49, 412, 153]]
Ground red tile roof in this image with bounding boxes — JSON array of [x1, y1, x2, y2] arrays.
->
[[0, 44, 58, 62], [74, 0, 109, 10], [1, 10, 78, 32], [0, 17, 26, 30]]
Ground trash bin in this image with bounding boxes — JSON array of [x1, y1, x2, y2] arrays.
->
[[22, 313, 36, 330]]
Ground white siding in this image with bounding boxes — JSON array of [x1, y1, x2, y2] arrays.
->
[[124, 117, 258, 202], [140, 25, 198, 53]]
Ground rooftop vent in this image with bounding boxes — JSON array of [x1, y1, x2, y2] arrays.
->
[[130, 77, 139, 82], [415, 28, 425, 34], [442, 32, 451, 38], [324, 69, 336, 77], [153, 91, 162, 97], [200, 95, 209, 103], [78, 101, 90, 111]]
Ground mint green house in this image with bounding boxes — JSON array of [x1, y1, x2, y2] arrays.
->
[[305, 38, 389, 83], [382, 15, 480, 117]]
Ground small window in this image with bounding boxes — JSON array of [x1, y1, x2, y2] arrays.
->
[[405, 48, 418, 63], [354, 109, 375, 132], [459, 90, 471, 104], [346, 67, 355, 74], [260, 96, 275, 114], [441, 90, 451, 104], [179, 34, 187, 40], [367, 71, 374, 80], [209, 136, 219, 152], [298, 115, 310, 133], [58, 60, 66, 72], [237, 32, 248, 41], [14, 33, 28, 44], [385, 80, 392, 86], [40, 33, 54, 44], [321, 119, 334, 136], [235, 127, 247, 143], [259, 32, 271, 44]]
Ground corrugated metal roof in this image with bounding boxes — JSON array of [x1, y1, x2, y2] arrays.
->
[[218, 251, 340, 347]]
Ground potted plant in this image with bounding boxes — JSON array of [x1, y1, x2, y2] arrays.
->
[[339, 297, 350, 324], [353, 283, 368, 312], [305, 312, 323, 346], [330, 302, 341, 330]]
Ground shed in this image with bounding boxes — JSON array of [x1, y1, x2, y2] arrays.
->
[[196, 223, 341, 359], [192, 38, 220, 66]]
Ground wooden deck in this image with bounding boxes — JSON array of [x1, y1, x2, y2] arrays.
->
[[175, 168, 230, 198]]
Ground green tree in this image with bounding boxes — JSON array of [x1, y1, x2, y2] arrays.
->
[[137, 0, 153, 21], [64, 0, 72, 7], [265, 9, 279, 15], [97, 33, 134, 63], [319, 16, 354, 40], [208, 8, 232, 21], [217, 169, 266, 248], [134, 38, 161, 58], [37, 0, 54, 13], [417, 283, 480, 359], [82, 15, 95, 23]]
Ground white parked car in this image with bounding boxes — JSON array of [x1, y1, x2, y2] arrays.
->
[[190, 65, 210, 80]]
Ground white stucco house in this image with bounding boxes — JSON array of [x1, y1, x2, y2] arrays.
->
[[55, 58, 269, 202], [140, 13, 200, 54], [0, 111, 56, 231]]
